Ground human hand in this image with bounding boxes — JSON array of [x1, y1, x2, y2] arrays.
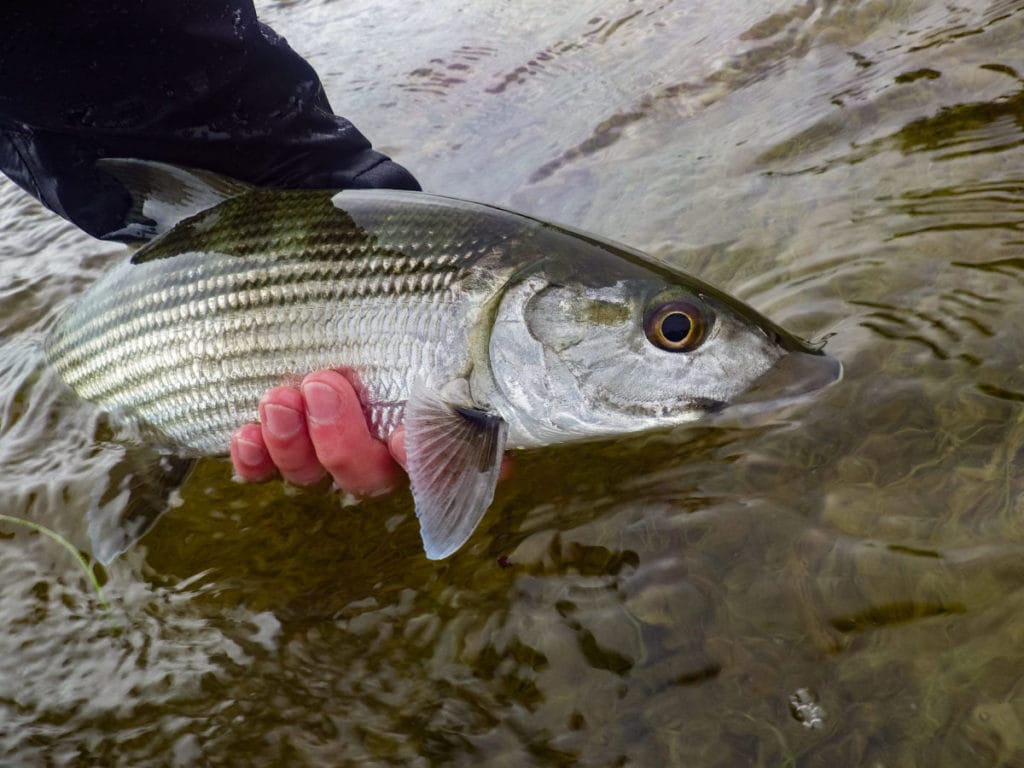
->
[[230, 370, 405, 497]]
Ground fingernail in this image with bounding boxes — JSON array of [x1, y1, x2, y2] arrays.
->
[[303, 381, 341, 425], [235, 437, 268, 467], [262, 402, 303, 439]]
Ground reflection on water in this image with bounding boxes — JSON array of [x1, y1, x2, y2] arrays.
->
[[3, 0, 1024, 764], [399, 46, 497, 97]]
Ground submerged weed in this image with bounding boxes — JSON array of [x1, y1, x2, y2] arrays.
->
[[0, 514, 109, 611]]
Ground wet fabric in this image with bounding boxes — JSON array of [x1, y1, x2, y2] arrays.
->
[[0, 0, 420, 241]]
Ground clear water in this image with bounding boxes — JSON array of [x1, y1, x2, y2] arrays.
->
[[3, 0, 1024, 764]]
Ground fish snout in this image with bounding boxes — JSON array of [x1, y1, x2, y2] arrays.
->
[[725, 348, 842, 418], [753, 348, 841, 400]]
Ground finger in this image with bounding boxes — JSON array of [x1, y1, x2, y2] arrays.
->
[[230, 423, 277, 482], [387, 426, 408, 469], [259, 386, 326, 486], [301, 371, 401, 496]]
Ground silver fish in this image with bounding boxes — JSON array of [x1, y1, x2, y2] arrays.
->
[[46, 160, 840, 562]]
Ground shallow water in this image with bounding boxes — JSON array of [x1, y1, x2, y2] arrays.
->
[[3, 0, 1024, 764]]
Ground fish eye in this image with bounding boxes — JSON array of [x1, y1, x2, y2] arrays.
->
[[644, 301, 706, 352]]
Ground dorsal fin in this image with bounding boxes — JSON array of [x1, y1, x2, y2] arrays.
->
[[97, 158, 252, 241]]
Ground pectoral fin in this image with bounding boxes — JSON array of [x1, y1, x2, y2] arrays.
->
[[404, 385, 508, 560]]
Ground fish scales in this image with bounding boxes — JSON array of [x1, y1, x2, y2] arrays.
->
[[51, 288, 464, 453], [46, 189, 516, 455], [45, 162, 843, 562]]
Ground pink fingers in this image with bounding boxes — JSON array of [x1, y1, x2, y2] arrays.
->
[[230, 370, 510, 497], [230, 422, 276, 482], [258, 385, 326, 486], [387, 427, 408, 469], [230, 371, 402, 496], [300, 371, 401, 496]]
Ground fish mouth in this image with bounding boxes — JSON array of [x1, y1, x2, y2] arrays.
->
[[723, 349, 842, 420]]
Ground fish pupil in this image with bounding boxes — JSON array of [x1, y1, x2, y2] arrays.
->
[[661, 312, 692, 343]]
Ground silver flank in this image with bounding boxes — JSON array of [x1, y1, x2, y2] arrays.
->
[[46, 250, 476, 454]]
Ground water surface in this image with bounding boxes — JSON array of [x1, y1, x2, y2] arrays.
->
[[3, 0, 1024, 764]]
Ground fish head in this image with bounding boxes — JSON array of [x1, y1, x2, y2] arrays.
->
[[478, 239, 840, 447]]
